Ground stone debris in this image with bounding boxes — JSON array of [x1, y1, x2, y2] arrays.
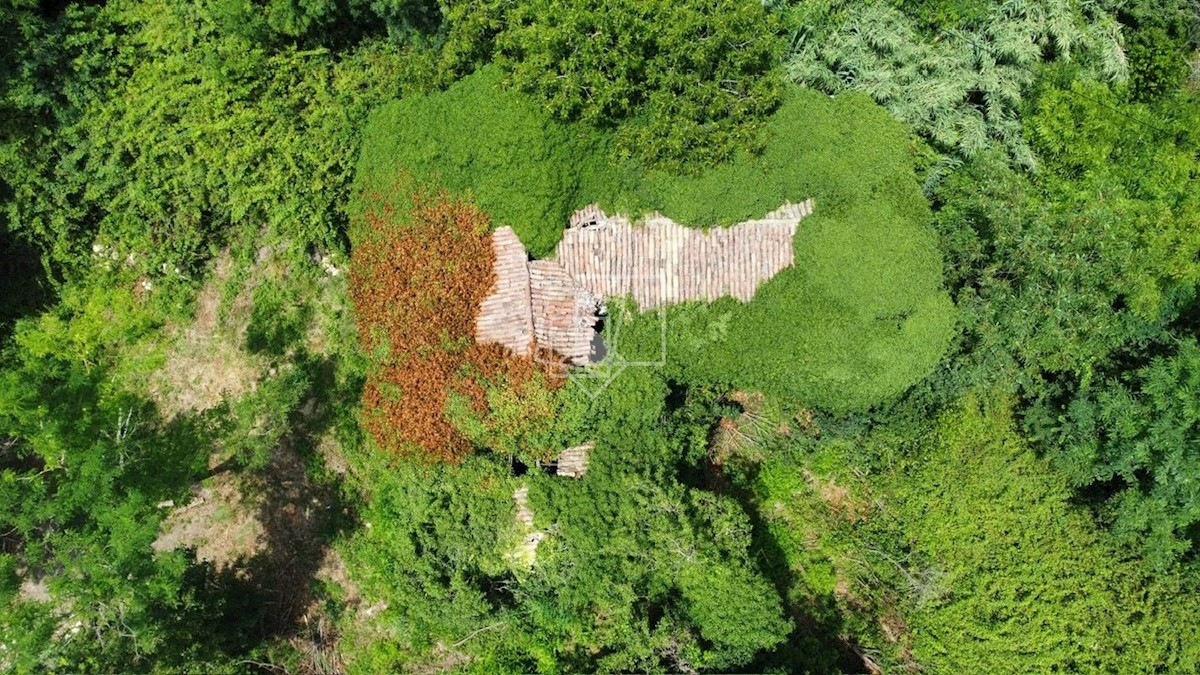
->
[[510, 485, 545, 568], [556, 442, 593, 478]]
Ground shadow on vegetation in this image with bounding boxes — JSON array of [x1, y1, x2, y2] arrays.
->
[[664, 382, 868, 673], [0, 228, 52, 343], [737, 479, 868, 675], [220, 355, 353, 652], [170, 353, 357, 668]]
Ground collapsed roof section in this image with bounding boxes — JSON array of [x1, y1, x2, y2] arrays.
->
[[474, 200, 814, 365]]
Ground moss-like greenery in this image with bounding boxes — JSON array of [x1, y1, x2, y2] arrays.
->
[[613, 90, 955, 411], [359, 74, 954, 411], [356, 66, 583, 256]]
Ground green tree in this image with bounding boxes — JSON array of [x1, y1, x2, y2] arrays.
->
[[781, 0, 1128, 166], [496, 0, 785, 169], [0, 283, 236, 671], [1028, 339, 1200, 566], [932, 79, 1200, 562]]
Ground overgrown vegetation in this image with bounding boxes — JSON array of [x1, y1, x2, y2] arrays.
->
[[4, 0, 1200, 671], [360, 72, 955, 411]]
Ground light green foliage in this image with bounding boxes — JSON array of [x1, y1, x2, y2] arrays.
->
[[0, 282, 225, 671], [0, 239, 353, 670], [676, 557, 792, 669], [752, 395, 1200, 673], [611, 90, 954, 411], [339, 456, 520, 670], [781, 0, 1128, 166], [892, 396, 1200, 672], [496, 0, 784, 169], [356, 65, 582, 255], [1024, 79, 1200, 321], [447, 373, 588, 464], [4, 1, 428, 277], [363, 71, 954, 411], [520, 370, 791, 671]]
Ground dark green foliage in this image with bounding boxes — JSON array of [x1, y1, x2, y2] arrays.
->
[[890, 0, 992, 29], [1126, 26, 1191, 101], [497, 0, 784, 169], [1028, 339, 1200, 566], [204, 0, 443, 47], [931, 78, 1200, 562], [1118, 0, 1200, 102], [0, 227, 50, 343]]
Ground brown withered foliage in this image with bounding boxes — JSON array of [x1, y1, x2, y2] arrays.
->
[[350, 187, 560, 463]]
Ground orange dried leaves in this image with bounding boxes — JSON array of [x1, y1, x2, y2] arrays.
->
[[349, 188, 561, 462]]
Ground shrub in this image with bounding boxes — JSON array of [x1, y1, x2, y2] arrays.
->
[[749, 394, 1200, 673], [447, 367, 587, 464], [356, 66, 583, 256]]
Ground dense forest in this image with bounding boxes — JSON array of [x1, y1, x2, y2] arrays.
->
[[2, 0, 1200, 672]]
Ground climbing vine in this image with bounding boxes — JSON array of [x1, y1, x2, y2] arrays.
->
[[349, 186, 560, 461]]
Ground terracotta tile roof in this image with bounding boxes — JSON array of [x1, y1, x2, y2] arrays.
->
[[555, 199, 813, 309], [475, 227, 533, 355], [474, 201, 814, 364]]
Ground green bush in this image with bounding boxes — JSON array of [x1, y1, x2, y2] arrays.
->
[[1028, 339, 1200, 567], [356, 65, 583, 256], [3, 4, 428, 277], [612, 90, 955, 411]]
